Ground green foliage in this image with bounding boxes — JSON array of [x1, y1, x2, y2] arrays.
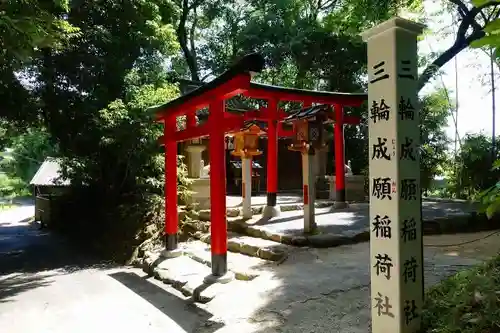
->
[[61, 82, 183, 198], [469, 0, 500, 56], [422, 255, 500, 333], [0, 127, 58, 184], [0, 0, 79, 62], [420, 89, 452, 192], [477, 159, 500, 218], [448, 133, 500, 199], [55, 81, 191, 261], [0, 173, 30, 198]]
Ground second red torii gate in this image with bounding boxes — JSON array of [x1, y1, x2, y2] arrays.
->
[[151, 53, 367, 280]]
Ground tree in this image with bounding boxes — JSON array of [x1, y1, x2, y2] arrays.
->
[[420, 89, 452, 192], [0, 0, 78, 62], [419, 0, 500, 91], [31, 0, 179, 155], [0, 0, 79, 124], [0, 127, 58, 184], [449, 133, 500, 198]]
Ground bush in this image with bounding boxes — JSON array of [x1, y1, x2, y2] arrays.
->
[[422, 256, 500, 333], [54, 82, 192, 262], [0, 173, 30, 198]]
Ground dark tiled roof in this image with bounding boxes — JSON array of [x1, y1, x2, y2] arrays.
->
[[178, 79, 255, 113], [149, 53, 265, 115], [282, 104, 333, 123]]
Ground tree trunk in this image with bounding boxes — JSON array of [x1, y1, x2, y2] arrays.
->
[[418, 30, 485, 92], [177, 0, 200, 82]]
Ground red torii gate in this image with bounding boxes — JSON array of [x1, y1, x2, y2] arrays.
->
[[152, 53, 367, 279]]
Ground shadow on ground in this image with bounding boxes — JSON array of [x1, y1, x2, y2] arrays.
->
[[110, 271, 224, 333], [225, 236, 488, 333], [0, 219, 116, 302]]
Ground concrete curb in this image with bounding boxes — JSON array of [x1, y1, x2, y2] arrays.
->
[[227, 212, 499, 249]]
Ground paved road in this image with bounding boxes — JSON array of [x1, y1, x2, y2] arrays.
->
[[0, 208, 215, 333]]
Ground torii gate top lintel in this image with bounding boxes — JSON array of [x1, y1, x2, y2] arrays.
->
[[151, 53, 367, 128]]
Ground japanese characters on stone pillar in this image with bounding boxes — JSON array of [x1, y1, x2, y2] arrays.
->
[[361, 17, 425, 333]]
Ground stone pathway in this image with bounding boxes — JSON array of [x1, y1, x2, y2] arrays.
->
[[141, 230, 492, 333], [188, 197, 482, 262], [230, 200, 478, 242], [0, 210, 221, 333], [1, 201, 497, 333]]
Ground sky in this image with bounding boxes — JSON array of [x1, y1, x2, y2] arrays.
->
[[416, 0, 499, 147]]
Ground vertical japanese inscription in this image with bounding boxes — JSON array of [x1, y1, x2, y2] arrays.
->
[[374, 292, 395, 318], [371, 99, 391, 123], [401, 137, 416, 161], [365, 18, 424, 333], [372, 177, 395, 200], [374, 254, 393, 280], [372, 215, 392, 239], [400, 179, 418, 201], [404, 300, 419, 325], [372, 137, 393, 160], [399, 97, 415, 120], [401, 218, 417, 242], [370, 61, 390, 84], [403, 256, 418, 283], [398, 60, 415, 80]]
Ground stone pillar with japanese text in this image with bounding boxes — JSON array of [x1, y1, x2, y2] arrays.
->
[[361, 17, 426, 333]]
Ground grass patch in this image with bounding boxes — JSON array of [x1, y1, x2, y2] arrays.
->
[[422, 255, 500, 333]]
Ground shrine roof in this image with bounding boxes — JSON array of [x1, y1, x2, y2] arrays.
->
[[178, 79, 255, 114], [247, 82, 367, 101], [282, 104, 333, 123], [150, 53, 367, 118], [149, 53, 264, 116]]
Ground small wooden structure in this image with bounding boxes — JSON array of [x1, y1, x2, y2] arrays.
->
[[285, 104, 331, 153], [30, 157, 70, 227], [230, 160, 263, 193]]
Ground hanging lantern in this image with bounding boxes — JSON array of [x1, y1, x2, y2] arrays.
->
[[231, 124, 263, 158], [285, 105, 331, 153]]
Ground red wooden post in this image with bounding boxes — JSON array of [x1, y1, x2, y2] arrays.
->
[[263, 98, 280, 218], [164, 116, 178, 251], [187, 113, 196, 128], [334, 104, 347, 207], [209, 100, 228, 276]]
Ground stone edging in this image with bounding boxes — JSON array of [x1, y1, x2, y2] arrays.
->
[[226, 212, 499, 249]]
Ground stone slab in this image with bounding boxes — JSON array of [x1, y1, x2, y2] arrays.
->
[[152, 256, 211, 288], [246, 202, 477, 235], [197, 232, 292, 262], [194, 199, 334, 221], [226, 201, 482, 248], [183, 240, 273, 280]]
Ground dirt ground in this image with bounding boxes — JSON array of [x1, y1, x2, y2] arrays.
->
[[424, 230, 500, 260]]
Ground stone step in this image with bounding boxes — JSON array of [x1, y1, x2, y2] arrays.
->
[[196, 232, 292, 263], [182, 240, 274, 281], [141, 252, 237, 303], [189, 200, 334, 221]]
